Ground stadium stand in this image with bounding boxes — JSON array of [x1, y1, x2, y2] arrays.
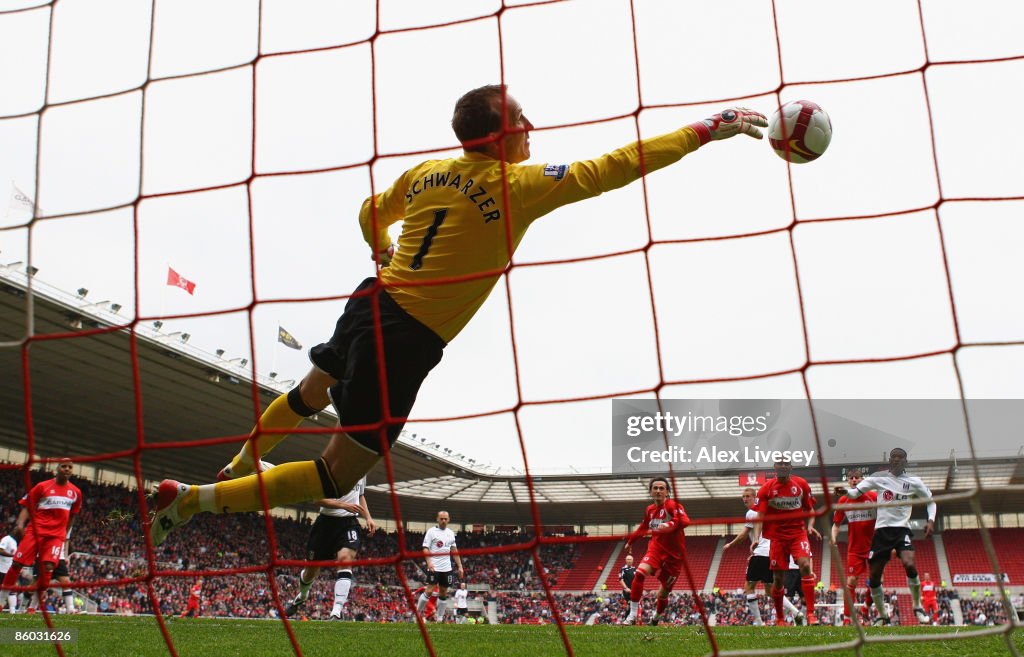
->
[[943, 529, 1024, 587], [549, 541, 615, 591], [713, 541, 752, 590]]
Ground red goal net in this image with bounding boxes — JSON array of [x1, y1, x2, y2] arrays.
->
[[0, 1, 1022, 656]]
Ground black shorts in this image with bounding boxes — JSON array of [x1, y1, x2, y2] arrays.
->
[[456, 607, 467, 616], [784, 569, 800, 597], [868, 526, 914, 564], [31, 559, 69, 579], [429, 571, 455, 588], [307, 515, 362, 561], [746, 555, 773, 585], [310, 278, 445, 454]]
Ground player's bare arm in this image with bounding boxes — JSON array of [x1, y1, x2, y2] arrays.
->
[[316, 499, 363, 514], [452, 546, 464, 578], [423, 547, 435, 572], [14, 507, 29, 534], [359, 495, 376, 534], [918, 481, 938, 538], [749, 515, 764, 553], [724, 526, 750, 550]]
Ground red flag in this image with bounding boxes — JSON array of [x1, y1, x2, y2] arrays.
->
[[166, 267, 196, 295], [738, 471, 767, 487]]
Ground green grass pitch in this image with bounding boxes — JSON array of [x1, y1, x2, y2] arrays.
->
[[1, 615, 1021, 657]]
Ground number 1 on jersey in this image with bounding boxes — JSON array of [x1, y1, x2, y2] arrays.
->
[[411, 208, 448, 271]]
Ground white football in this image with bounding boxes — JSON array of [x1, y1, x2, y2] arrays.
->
[[768, 100, 832, 163]]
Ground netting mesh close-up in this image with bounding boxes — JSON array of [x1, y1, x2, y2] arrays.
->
[[0, 1, 1022, 656]]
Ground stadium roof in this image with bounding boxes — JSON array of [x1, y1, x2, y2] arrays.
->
[[1, 266, 1021, 526]]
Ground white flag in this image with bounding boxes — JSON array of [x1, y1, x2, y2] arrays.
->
[[7, 183, 40, 218]]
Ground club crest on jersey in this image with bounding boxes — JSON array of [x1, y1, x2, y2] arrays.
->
[[790, 486, 797, 495], [543, 164, 568, 181], [435, 540, 444, 548], [883, 490, 894, 501]]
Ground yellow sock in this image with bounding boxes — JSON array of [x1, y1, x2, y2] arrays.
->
[[181, 460, 334, 518], [229, 393, 305, 472]]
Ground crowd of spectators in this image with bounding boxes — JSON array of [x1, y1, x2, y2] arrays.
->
[[0, 468, 572, 619], [961, 593, 1014, 626], [0, 468, 1009, 626]]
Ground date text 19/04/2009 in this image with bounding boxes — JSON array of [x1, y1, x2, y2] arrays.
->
[[625, 446, 816, 467]]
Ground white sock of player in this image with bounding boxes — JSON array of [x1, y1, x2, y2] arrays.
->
[[417, 592, 429, 614], [629, 600, 638, 616], [435, 597, 448, 621], [782, 595, 800, 617], [332, 570, 352, 616], [907, 576, 922, 608], [297, 570, 314, 602], [871, 586, 887, 618], [7, 594, 16, 613], [29, 592, 39, 610], [62, 589, 75, 613], [746, 594, 762, 624]]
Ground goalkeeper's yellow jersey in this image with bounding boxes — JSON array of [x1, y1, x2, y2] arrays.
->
[[361, 125, 704, 343]]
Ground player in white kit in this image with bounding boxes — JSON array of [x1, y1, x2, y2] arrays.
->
[[846, 448, 936, 625], [417, 511, 464, 622]]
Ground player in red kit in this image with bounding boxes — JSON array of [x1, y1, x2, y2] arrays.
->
[[830, 468, 877, 625], [1, 459, 82, 615], [181, 578, 204, 618], [622, 477, 691, 625], [753, 459, 822, 625], [920, 573, 938, 624], [412, 586, 438, 618]]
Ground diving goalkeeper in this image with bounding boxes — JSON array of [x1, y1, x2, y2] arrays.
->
[[150, 85, 767, 545]]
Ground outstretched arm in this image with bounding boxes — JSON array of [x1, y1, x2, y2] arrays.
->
[[723, 526, 750, 550], [516, 108, 767, 223], [845, 477, 876, 500]]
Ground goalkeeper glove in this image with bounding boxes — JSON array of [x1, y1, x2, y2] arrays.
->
[[688, 107, 768, 145], [374, 243, 395, 267]]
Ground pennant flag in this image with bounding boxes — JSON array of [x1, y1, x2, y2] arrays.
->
[[278, 326, 302, 350], [166, 267, 196, 295], [8, 182, 41, 218]]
